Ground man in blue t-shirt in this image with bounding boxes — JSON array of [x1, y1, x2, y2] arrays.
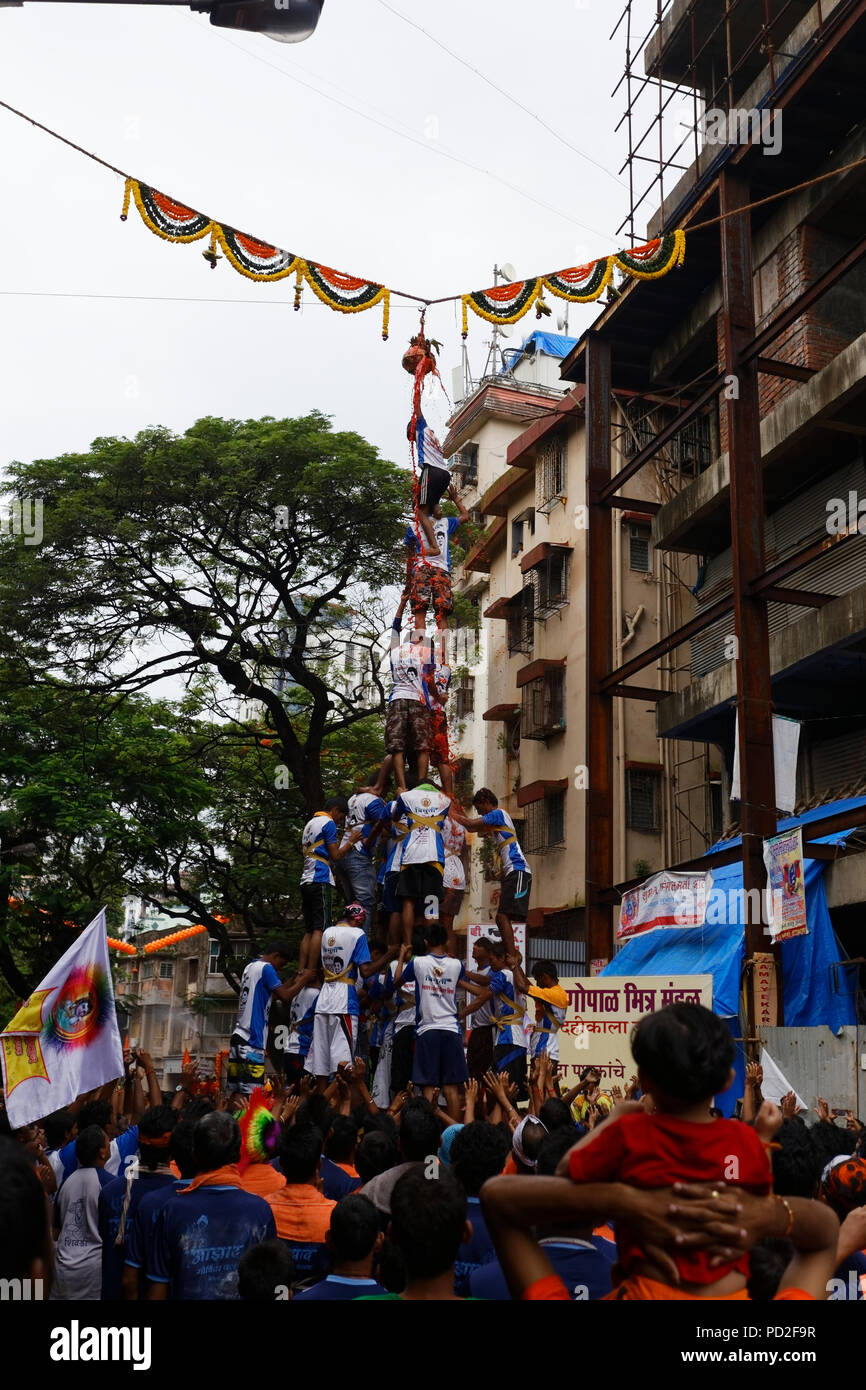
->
[[469, 1127, 614, 1300], [229, 939, 312, 1095], [98, 1106, 177, 1300], [148, 1113, 276, 1300], [123, 1114, 199, 1298], [450, 1121, 512, 1296], [294, 1193, 387, 1301], [454, 787, 532, 958], [56, 1053, 162, 1189]]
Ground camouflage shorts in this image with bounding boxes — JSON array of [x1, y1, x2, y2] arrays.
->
[[386, 698, 431, 754], [410, 564, 453, 619]]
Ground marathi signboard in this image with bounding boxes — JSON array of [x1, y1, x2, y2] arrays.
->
[[556, 975, 714, 1083], [762, 827, 808, 943], [618, 871, 713, 943], [465, 921, 526, 968]]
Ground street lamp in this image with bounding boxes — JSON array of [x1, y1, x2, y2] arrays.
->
[[201, 0, 324, 41], [7, 1, 326, 45]]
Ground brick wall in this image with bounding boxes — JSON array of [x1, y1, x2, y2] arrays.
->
[[717, 223, 861, 452]]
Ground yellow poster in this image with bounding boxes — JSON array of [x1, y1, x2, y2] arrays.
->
[[556, 975, 713, 1082]]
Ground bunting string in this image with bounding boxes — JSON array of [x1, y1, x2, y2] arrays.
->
[[120, 176, 685, 342]]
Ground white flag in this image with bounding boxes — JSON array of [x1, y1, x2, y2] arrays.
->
[[731, 714, 801, 813], [1, 908, 124, 1129]]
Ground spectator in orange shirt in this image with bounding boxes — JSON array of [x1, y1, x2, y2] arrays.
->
[[267, 1125, 335, 1282]]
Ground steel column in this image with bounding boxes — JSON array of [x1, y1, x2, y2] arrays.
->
[[720, 168, 781, 1032], [585, 333, 615, 972]]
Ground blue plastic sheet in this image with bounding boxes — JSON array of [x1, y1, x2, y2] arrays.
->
[[600, 796, 864, 1031]]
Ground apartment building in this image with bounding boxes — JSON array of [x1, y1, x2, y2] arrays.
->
[[114, 905, 246, 1088], [444, 332, 715, 966], [560, 0, 866, 998]]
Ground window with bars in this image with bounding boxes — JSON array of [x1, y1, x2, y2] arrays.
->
[[203, 1012, 235, 1037], [506, 577, 536, 655], [629, 523, 652, 573], [455, 677, 475, 719], [522, 791, 566, 854], [534, 548, 570, 618], [208, 940, 221, 975], [511, 507, 535, 557], [626, 769, 662, 832], [140, 961, 154, 981], [453, 443, 478, 488], [536, 437, 566, 514], [158, 960, 174, 980], [521, 667, 566, 740]]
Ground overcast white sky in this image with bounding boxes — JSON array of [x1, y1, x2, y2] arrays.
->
[[0, 0, 677, 476]]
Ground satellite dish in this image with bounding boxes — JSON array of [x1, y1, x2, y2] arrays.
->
[[499, 262, 517, 283]]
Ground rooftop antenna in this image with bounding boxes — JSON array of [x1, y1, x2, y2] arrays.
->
[[482, 262, 516, 379]]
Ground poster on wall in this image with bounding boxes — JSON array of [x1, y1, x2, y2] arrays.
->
[[762, 827, 808, 942], [556, 975, 713, 1083], [464, 922, 526, 967], [618, 870, 712, 942]]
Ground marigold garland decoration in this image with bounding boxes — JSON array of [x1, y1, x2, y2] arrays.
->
[[215, 226, 299, 281], [543, 258, 613, 303], [120, 176, 684, 342], [123, 178, 212, 243], [613, 230, 686, 279]]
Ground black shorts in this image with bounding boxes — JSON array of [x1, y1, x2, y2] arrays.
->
[[466, 1024, 495, 1079], [301, 881, 331, 934], [391, 1026, 415, 1093], [419, 464, 451, 510], [499, 870, 532, 919], [394, 863, 442, 916], [413, 1029, 467, 1087]]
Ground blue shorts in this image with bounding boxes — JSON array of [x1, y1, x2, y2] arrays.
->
[[382, 870, 400, 915], [412, 1029, 468, 1087]]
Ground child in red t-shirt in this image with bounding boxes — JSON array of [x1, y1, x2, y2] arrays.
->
[[563, 1003, 772, 1298]]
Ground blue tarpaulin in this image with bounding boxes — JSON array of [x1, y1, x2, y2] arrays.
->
[[601, 796, 864, 1027]]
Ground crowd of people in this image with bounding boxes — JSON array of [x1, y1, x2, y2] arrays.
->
[[3, 425, 866, 1304], [3, 1003, 866, 1302]]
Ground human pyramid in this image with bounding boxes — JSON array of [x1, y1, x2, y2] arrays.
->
[[226, 333, 567, 1112]]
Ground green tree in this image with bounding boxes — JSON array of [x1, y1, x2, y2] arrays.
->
[[0, 413, 409, 814]]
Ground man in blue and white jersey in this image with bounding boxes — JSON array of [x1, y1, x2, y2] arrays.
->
[[386, 593, 434, 794], [454, 787, 531, 958], [229, 940, 306, 1095], [336, 781, 388, 937], [388, 781, 451, 946], [300, 793, 363, 972], [393, 929, 467, 1116], [308, 905, 395, 1084]]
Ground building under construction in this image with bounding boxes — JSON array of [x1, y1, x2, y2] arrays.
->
[[556, 0, 866, 1092]]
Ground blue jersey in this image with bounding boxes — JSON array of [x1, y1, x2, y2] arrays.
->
[[341, 792, 387, 861], [300, 812, 339, 885], [489, 969, 525, 1048], [470, 1236, 615, 1300], [404, 514, 460, 574], [234, 959, 282, 1050], [58, 1125, 139, 1188], [367, 970, 395, 1046], [454, 1196, 497, 1296], [149, 1187, 276, 1299], [124, 1179, 192, 1282], [481, 809, 530, 877], [98, 1170, 177, 1299], [294, 1274, 388, 1301], [286, 985, 319, 1059], [319, 1156, 362, 1203], [391, 786, 450, 869]]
